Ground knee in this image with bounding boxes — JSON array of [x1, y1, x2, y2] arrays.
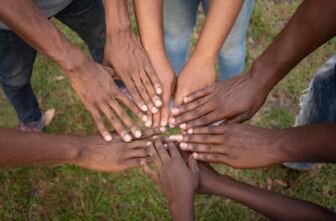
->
[[0, 67, 31, 89]]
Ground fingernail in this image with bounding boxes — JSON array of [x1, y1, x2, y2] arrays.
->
[[169, 123, 175, 128], [140, 160, 145, 166], [171, 108, 179, 115], [174, 135, 183, 142], [134, 129, 142, 138], [188, 128, 193, 134], [104, 133, 112, 141], [142, 115, 148, 122], [146, 141, 152, 146], [161, 121, 167, 127], [160, 127, 166, 132], [124, 134, 132, 142], [180, 142, 188, 149], [183, 97, 189, 103], [169, 135, 176, 140], [155, 99, 162, 107], [151, 106, 159, 113], [179, 123, 187, 129], [156, 87, 162, 95], [169, 117, 176, 124], [141, 105, 148, 112], [145, 120, 152, 127], [193, 152, 199, 159]]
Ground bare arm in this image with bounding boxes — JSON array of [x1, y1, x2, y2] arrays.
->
[[133, 0, 176, 128], [0, 0, 84, 71], [199, 167, 335, 221], [0, 0, 146, 142], [172, 0, 336, 128], [0, 127, 161, 170], [177, 123, 336, 168], [104, 0, 163, 118], [172, 0, 244, 107]]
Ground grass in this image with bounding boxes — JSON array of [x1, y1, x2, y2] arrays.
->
[[1, 0, 336, 220]]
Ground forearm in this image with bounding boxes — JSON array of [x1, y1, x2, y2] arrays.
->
[[133, 0, 166, 57], [104, 0, 132, 41], [0, 128, 81, 167], [169, 198, 195, 221], [0, 0, 88, 73], [251, 0, 336, 92], [276, 124, 336, 163], [192, 0, 244, 63], [208, 175, 335, 221]]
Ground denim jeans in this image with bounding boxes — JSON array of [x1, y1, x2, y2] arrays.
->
[[163, 0, 255, 81], [0, 0, 105, 124], [285, 55, 336, 170]]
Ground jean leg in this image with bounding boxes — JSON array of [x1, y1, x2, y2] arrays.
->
[[164, 0, 200, 74], [202, 0, 254, 81], [55, 0, 105, 64], [285, 55, 336, 170], [0, 30, 42, 124]]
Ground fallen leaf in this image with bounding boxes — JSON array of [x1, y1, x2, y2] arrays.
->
[[53, 75, 65, 81], [44, 108, 56, 126], [274, 179, 289, 188]]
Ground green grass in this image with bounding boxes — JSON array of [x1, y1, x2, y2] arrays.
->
[[1, 0, 336, 220]]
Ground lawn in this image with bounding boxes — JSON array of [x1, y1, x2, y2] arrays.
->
[[0, 0, 336, 220]]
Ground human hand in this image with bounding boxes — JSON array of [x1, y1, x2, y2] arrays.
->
[[74, 128, 162, 172], [147, 54, 176, 128], [68, 59, 148, 142], [175, 124, 285, 169], [171, 55, 216, 127], [104, 32, 162, 115], [142, 140, 198, 220], [170, 72, 269, 129]]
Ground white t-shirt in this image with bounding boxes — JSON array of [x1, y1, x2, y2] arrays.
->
[[0, 0, 73, 30]]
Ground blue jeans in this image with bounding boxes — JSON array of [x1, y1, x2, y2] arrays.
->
[[0, 0, 105, 124], [164, 0, 255, 80], [286, 55, 336, 170]]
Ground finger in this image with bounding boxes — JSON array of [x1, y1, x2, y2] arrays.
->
[[125, 148, 149, 159], [182, 134, 223, 144], [126, 140, 149, 149], [187, 126, 227, 135], [188, 155, 199, 174], [90, 107, 112, 141], [174, 103, 213, 127], [186, 111, 220, 129], [131, 74, 157, 114], [160, 88, 171, 127], [180, 143, 220, 154], [138, 127, 164, 139], [152, 111, 161, 128], [115, 91, 149, 123], [145, 66, 162, 95], [167, 142, 182, 159], [226, 113, 250, 124], [142, 161, 160, 183], [144, 111, 153, 127], [147, 141, 162, 167], [108, 99, 142, 138], [192, 153, 228, 164], [139, 70, 162, 107], [171, 97, 209, 116], [183, 85, 216, 104], [154, 139, 170, 162], [99, 104, 132, 142], [125, 80, 148, 112]]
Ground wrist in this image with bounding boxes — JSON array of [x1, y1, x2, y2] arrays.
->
[[249, 54, 284, 94], [192, 46, 217, 65], [169, 195, 194, 220]]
